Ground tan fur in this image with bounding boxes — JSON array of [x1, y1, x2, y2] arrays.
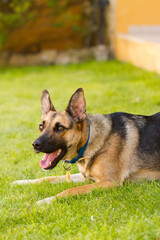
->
[[128, 170, 160, 181], [88, 133, 123, 182], [118, 118, 139, 181]]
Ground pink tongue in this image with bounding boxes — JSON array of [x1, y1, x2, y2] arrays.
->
[[40, 150, 59, 169]]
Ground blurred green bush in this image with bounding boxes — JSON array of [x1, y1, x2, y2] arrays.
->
[[0, 0, 105, 53], [0, 0, 33, 46]]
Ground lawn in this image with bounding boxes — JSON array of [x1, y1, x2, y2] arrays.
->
[[0, 61, 160, 240]]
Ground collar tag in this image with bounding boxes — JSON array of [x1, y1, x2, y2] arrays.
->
[[66, 171, 71, 182]]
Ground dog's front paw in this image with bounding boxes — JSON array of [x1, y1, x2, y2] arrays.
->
[[12, 180, 32, 185], [36, 196, 56, 205], [12, 179, 43, 185]]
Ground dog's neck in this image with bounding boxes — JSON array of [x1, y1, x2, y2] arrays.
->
[[77, 114, 112, 178], [77, 119, 90, 152]]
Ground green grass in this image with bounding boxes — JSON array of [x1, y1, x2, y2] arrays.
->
[[0, 61, 160, 240]]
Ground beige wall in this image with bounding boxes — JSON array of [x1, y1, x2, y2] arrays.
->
[[116, 0, 160, 33], [115, 36, 160, 73]]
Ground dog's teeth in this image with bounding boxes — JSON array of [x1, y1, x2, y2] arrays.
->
[[49, 162, 52, 166], [57, 149, 61, 156]]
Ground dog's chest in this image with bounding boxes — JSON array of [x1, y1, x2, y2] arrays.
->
[[78, 161, 87, 177], [77, 160, 95, 180]]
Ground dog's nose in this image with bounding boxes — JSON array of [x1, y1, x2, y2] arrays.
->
[[32, 139, 42, 149]]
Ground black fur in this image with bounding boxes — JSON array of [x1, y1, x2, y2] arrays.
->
[[33, 131, 67, 154], [105, 112, 160, 171]]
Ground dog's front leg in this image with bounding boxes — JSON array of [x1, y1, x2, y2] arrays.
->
[[57, 181, 118, 197], [36, 181, 117, 205], [12, 173, 85, 185], [12, 175, 66, 185]]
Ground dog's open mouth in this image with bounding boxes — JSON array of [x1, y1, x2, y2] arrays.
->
[[40, 149, 65, 170]]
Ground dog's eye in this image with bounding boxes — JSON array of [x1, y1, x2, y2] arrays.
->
[[39, 124, 44, 131], [54, 125, 65, 132], [58, 126, 65, 131]]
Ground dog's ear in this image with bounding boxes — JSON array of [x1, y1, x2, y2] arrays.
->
[[41, 90, 56, 116], [66, 88, 86, 122]]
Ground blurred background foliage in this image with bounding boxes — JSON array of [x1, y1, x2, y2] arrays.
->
[[0, 0, 33, 47], [0, 0, 107, 53]]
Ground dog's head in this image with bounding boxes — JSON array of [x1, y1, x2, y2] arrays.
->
[[32, 88, 87, 170]]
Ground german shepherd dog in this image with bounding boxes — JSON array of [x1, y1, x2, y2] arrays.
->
[[13, 88, 160, 205]]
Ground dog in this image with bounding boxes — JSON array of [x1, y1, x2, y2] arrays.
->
[[13, 88, 160, 205]]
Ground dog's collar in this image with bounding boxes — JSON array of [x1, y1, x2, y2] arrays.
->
[[64, 126, 91, 165]]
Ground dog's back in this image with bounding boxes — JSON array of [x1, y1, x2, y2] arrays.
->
[[109, 112, 160, 171], [80, 112, 160, 182]]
